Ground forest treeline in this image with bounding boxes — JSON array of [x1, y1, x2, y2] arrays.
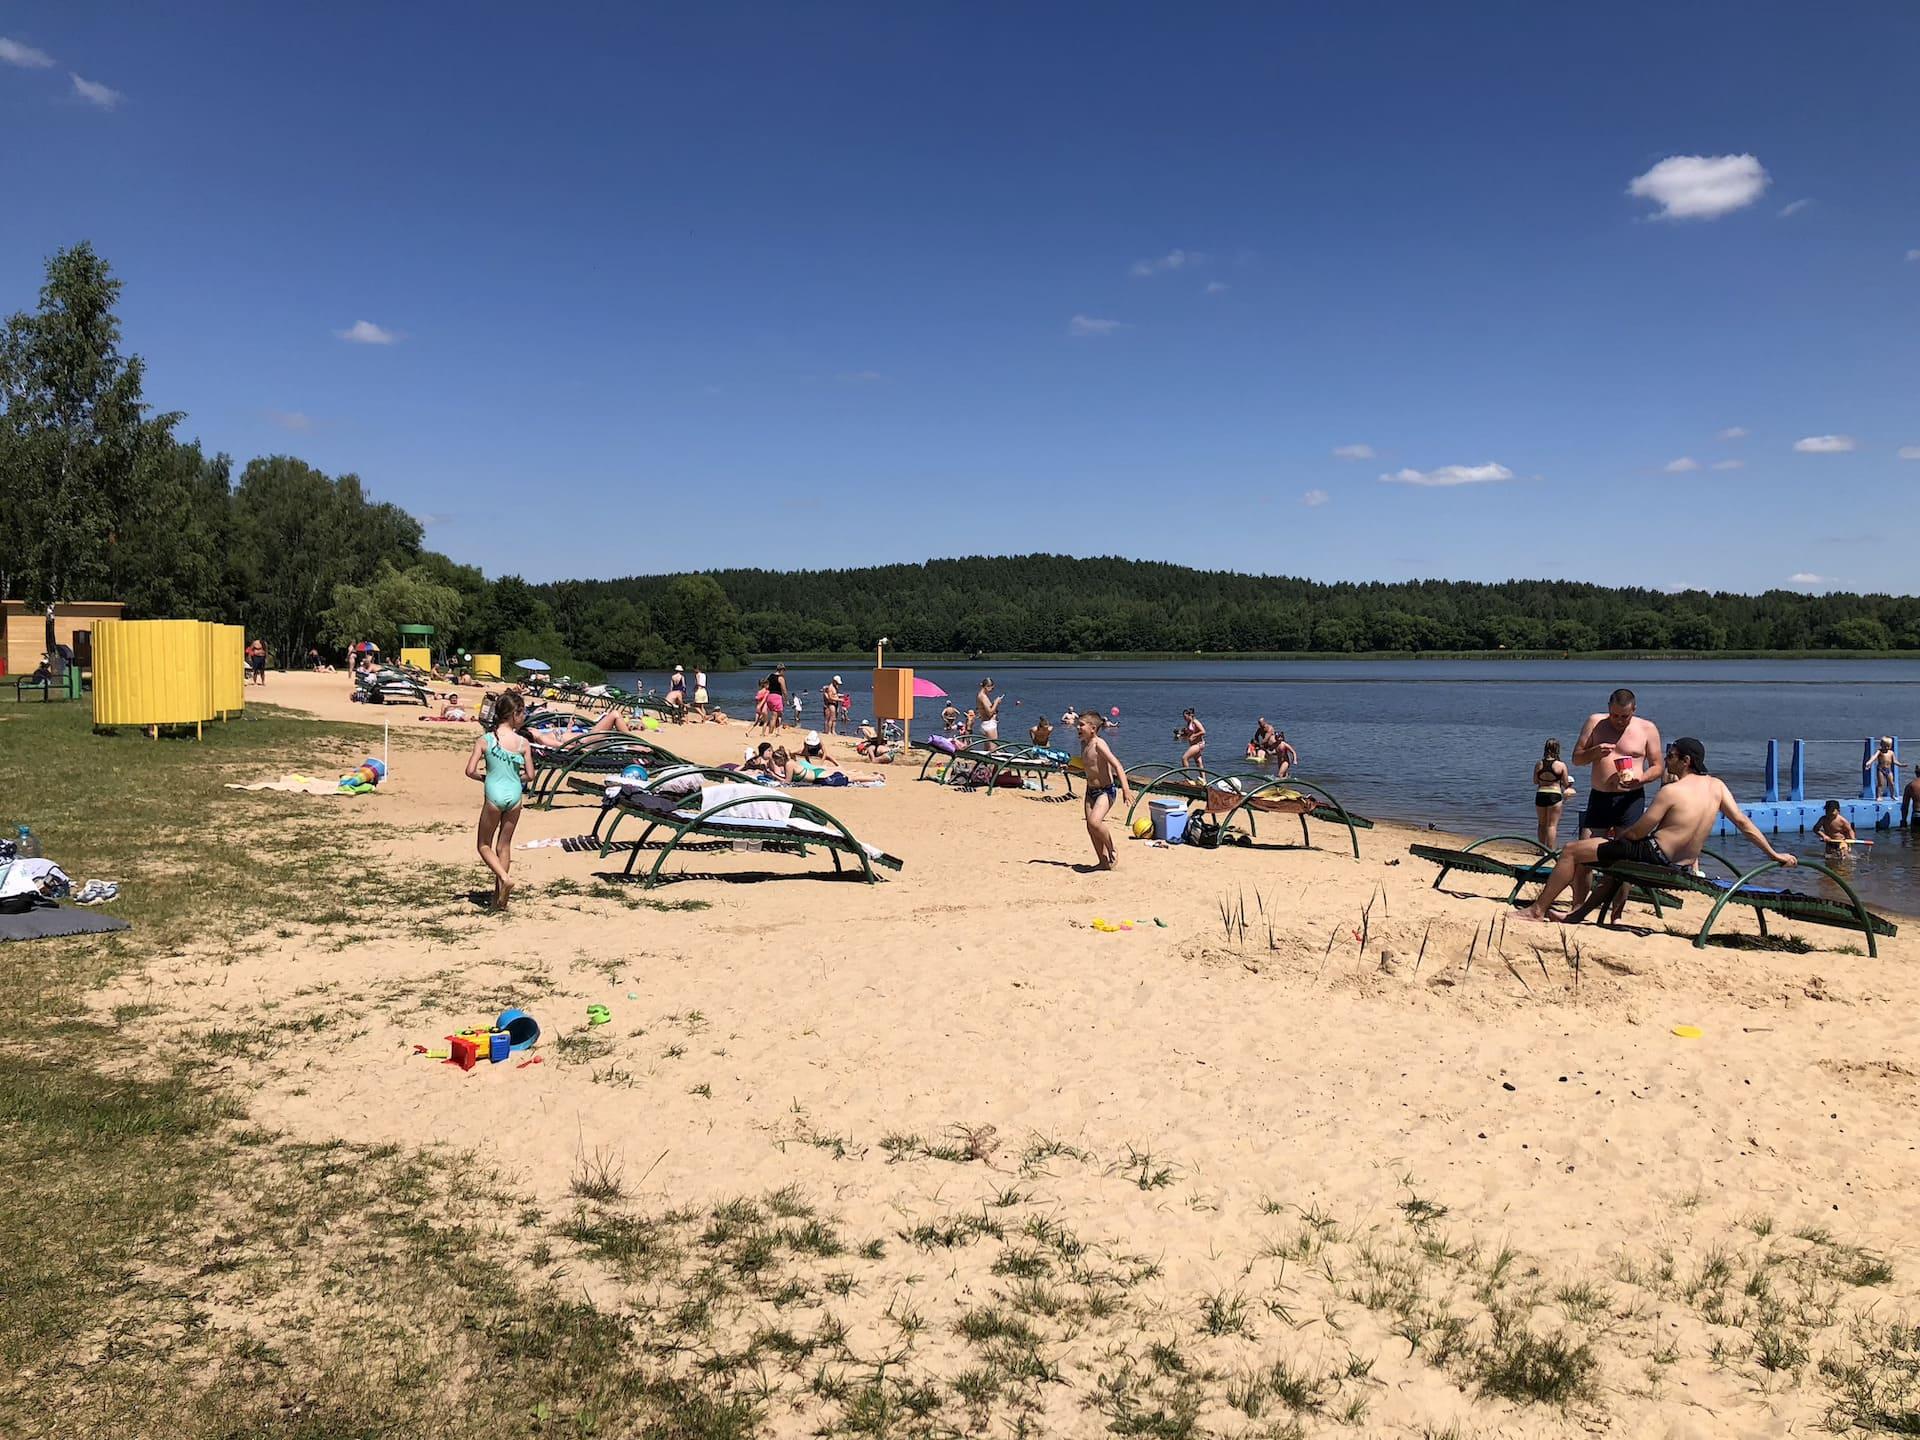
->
[[6, 244, 1917, 679]]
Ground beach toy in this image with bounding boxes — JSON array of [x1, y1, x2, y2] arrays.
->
[[642, 715, 661, 731], [489, 1030, 510, 1063], [587, 1004, 611, 1026], [1671, 1024, 1703, 1039], [495, 1008, 540, 1052], [1110, 707, 1120, 716], [1131, 816, 1153, 838], [621, 763, 648, 780], [449, 1035, 481, 1070]]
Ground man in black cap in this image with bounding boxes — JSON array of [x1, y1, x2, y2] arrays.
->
[[1516, 737, 1795, 923]]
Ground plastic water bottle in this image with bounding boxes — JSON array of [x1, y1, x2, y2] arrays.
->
[[18, 826, 43, 859]]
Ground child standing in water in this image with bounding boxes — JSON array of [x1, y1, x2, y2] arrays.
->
[[1076, 711, 1132, 870], [465, 691, 534, 909]]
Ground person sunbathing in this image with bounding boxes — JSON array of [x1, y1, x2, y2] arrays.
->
[[527, 708, 639, 746], [1515, 738, 1794, 923]]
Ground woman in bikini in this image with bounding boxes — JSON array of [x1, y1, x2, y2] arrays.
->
[[1532, 737, 1574, 851], [1176, 708, 1206, 770], [465, 690, 534, 910], [1076, 711, 1132, 870]]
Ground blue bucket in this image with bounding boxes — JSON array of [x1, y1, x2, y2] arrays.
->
[[496, 1008, 540, 1052]]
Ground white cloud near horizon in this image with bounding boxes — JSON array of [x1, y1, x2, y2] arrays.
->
[[70, 73, 122, 109], [1129, 249, 1203, 278], [337, 320, 400, 345], [0, 36, 54, 67], [267, 409, 314, 431], [1379, 462, 1514, 488], [1788, 572, 1831, 586], [1711, 459, 1744, 470], [1332, 443, 1375, 460], [1778, 198, 1812, 218], [1664, 457, 1700, 473], [1302, 489, 1329, 508], [1067, 314, 1123, 337], [1793, 434, 1855, 453], [1718, 426, 1748, 440], [1627, 154, 1768, 220], [1899, 446, 1920, 460]]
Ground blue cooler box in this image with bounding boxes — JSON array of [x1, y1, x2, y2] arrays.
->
[[1149, 798, 1188, 843]]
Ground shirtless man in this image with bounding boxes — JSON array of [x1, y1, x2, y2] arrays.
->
[[976, 678, 1002, 742], [1905, 770, 1920, 827], [1030, 715, 1054, 747], [1516, 737, 1794, 922], [1076, 711, 1132, 870], [1176, 708, 1206, 769]]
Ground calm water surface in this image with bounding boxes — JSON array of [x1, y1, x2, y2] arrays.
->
[[611, 660, 1920, 915]]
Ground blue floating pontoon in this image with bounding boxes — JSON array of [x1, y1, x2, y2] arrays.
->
[[1714, 736, 1903, 834]]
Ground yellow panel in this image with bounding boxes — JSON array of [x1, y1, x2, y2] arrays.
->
[[92, 619, 214, 727], [872, 667, 914, 721], [214, 624, 245, 715], [399, 646, 432, 672], [472, 653, 501, 680]]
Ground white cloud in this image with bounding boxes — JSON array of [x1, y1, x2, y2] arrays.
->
[[267, 409, 314, 431], [1793, 434, 1855, 453], [1129, 249, 1203, 278], [1067, 314, 1123, 337], [1663, 457, 1700, 473], [1204, 280, 1229, 295], [1788, 572, 1830, 586], [1717, 426, 1748, 439], [70, 73, 122, 109], [1331, 443, 1375, 461], [1711, 459, 1744, 470], [838, 370, 884, 382], [0, 36, 54, 68], [1302, 489, 1329, 508], [337, 319, 400, 345], [1907, 249, 1920, 262], [1379, 462, 1514, 488], [1777, 198, 1812, 218], [1627, 154, 1769, 220], [1898, 446, 1920, 460]]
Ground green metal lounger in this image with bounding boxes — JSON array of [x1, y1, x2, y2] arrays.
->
[[939, 743, 1076, 798], [1120, 766, 1373, 858], [1589, 856, 1896, 956], [597, 789, 903, 888], [1409, 836, 1680, 917], [524, 734, 689, 808]]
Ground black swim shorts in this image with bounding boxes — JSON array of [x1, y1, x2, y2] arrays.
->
[[1594, 834, 1669, 867], [1582, 788, 1647, 834]]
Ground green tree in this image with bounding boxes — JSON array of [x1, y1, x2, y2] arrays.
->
[[0, 242, 177, 606], [113, 439, 234, 619], [320, 562, 466, 655]]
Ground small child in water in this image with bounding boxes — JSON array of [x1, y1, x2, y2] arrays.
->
[[1813, 800, 1857, 856]]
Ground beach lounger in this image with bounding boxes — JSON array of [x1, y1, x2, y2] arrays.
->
[[1121, 766, 1373, 858], [565, 765, 778, 841], [523, 733, 689, 807], [923, 741, 1076, 797], [1408, 835, 1680, 917], [1583, 856, 1896, 956], [596, 783, 903, 887]]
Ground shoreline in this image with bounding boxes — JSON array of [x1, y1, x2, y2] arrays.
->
[[738, 648, 1920, 665]]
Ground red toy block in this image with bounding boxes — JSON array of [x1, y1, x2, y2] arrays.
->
[[449, 1035, 480, 1071]]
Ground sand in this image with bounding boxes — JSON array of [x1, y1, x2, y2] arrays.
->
[[108, 671, 1920, 1435]]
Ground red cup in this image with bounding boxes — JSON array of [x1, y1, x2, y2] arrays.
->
[[1614, 756, 1635, 772]]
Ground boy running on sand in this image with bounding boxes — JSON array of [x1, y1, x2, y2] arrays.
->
[[1076, 711, 1132, 870]]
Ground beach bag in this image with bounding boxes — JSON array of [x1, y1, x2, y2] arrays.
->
[[1183, 812, 1223, 849], [929, 734, 958, 755]]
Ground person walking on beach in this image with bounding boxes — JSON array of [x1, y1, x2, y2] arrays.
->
[[766, 665, 788, 730], [1271, 730, 1297, 779], [1176, 708, 1207, 769], [1532, 738, 1574, 850], [693, 669, 709, 717], [247, 639, 268, 686], [1870, 737, 1902, 800], [1076, 711, 1132, 871], [976, 678, 1001, 741], [465, 690, 534, 910], [1516, 738, 1793, 924]]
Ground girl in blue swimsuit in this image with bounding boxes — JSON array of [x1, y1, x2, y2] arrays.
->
[[465, 691, 534, 909]]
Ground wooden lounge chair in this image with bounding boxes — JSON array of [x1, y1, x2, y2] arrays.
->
[[596, 786, 903, 888], [1409, 835, 1679, 918], [1583, 855, 1896, 956]]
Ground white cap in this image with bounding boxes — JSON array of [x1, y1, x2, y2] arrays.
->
[[833, 675, 842, 684], [805, 730, 821, 746]]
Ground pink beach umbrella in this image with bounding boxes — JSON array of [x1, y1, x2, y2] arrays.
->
[[911, 677, 948, 699]]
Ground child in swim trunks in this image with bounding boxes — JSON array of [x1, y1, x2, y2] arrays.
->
[[465, 690, 534, 910], [1813, 801, 1857, 856], [1076, 711, 1131, 871]]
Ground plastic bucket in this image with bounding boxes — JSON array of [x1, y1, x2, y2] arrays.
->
[[496, 1008, 540, 1052]]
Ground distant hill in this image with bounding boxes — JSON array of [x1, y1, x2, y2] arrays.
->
[[536, 554, 1919, 659]]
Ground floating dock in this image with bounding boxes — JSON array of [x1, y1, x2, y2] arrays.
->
[[1714, 737, 1904, 834]]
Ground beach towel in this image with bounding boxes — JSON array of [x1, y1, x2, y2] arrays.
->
[[227, 774, 351, 795], [700, 783, 791, 823]]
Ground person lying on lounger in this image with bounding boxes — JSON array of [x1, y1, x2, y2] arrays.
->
[[1515, 737, 1794, 923], [768, 742, 883, 786], [526, 708, 639, 745]]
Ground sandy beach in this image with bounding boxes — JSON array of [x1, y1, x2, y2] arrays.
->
[[90, 671, 1920, 1436]]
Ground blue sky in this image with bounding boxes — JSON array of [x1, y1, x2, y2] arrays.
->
[[4, 3, 1916, 593]]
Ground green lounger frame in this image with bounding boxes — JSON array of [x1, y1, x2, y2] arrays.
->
[[924, 742, 1076, 798], [1409, 835, 1681, 918], [1121, 766, 1372, 859], [598, 791, 902, 888], [1595, 856, 1896, 957], [578, 766, 769, 842], [524, 734, 688, 808]]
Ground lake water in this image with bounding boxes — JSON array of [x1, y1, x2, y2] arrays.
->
[[610, 659, 1920, 916]]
